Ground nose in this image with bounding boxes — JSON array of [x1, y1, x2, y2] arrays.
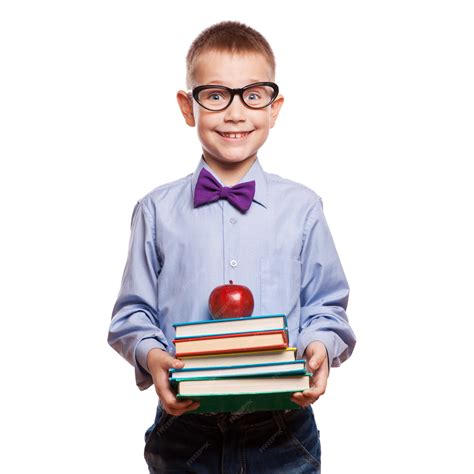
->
[[223, 95, 246, 122]]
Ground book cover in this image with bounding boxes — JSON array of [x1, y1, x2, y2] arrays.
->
[[179, 348, 296, 369], [173, 329, 289, 357], [169, 360, 307, 380], [180, 347, 296, 360], [173, 372, 312, 413], [173, 314, 288, 338], [169, 372, 312, 397]]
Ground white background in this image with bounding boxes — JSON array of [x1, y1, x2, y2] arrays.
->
[[1, 1, 473, 473]]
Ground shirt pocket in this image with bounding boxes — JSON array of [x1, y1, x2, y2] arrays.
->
[[260, 257, 301, 317]]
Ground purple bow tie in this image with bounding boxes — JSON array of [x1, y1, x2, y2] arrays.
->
[[193, 167, 256, 213]]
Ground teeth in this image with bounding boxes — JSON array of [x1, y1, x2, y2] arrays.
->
[[220, 132, 249, 139]]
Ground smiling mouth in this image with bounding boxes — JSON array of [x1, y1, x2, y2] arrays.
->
[[217, 131, 253, 139]]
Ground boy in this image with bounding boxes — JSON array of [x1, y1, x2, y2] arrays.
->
[[108, 21, 356, 473]]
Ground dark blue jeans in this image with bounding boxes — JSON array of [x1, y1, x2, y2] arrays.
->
[[144, 404, 321, 473]]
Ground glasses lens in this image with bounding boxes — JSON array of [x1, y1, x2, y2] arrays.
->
[[243, 84, 276, 108], [196, 87, 231, 111]]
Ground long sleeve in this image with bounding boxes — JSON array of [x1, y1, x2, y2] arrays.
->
[[108, 199, 169, 390], [296, 196, 356, 367]]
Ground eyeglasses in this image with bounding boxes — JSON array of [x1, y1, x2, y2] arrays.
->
[[190, 82, 279, 111]]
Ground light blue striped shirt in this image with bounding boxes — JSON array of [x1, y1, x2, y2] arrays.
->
[[108, 156, 356, 390]]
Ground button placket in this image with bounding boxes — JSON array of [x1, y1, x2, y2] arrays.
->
[[223, 204, 240, 282]]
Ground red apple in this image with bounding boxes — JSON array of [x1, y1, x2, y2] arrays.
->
[[208, 280, 254, 319]]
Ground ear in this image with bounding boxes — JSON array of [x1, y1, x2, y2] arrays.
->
[[176, 90, 196, 127], [269, 94, 284, 128]]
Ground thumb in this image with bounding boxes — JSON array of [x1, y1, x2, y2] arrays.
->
[[308, 350, 326, 371], [305, 341, 328, 372], [168, 355, 185, 370], [308, 356, 321, 371], [147, 348, 184, 375]]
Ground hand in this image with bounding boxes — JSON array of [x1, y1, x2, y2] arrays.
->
[[291, 341, 329, 408], [146, 348, 200, 416]]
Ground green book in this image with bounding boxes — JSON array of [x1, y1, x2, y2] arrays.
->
[[173, 372, 312, 413], [177, 390, 305, 413]]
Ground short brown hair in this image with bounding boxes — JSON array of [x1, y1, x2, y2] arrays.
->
[[186, 21, 276, 89]]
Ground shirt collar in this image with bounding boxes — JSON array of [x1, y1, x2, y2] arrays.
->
[[191, 154, 268, 209]]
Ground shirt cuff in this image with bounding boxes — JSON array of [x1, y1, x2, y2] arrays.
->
[[136, 338, 168, 374], [297, 330, 348, 370]]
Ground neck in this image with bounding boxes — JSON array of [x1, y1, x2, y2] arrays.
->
[[202, 154, 257, 186]]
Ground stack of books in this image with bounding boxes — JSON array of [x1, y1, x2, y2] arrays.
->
[[169, 314, 312, 414]]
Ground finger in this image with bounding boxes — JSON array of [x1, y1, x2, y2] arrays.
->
[[294, 376, 326, 404], [302, 387, 322, 398], [290, 394, 311, 408], [156, 370, 199, 413], [162, 397, 196, 414], [154, 367, 190, 408], [167, 400, 201, 416], [308, 373, 325, 391], [308, 357, 329, 389], [295, 389, 320, 404], [301, 380, 326, 401], [312, 368, 328, 393], [291, 391, 309, 406], [182, 401, 201, 414], [167, 399, 200, 415]]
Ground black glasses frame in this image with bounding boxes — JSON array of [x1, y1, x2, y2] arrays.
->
[[190, 81, 279, 111]]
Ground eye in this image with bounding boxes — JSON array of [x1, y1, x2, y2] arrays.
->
[[247, 92, 261, 101], [208, 93, 224, 101], [202, 90, 227, 102], [244, 87, 265, 102]]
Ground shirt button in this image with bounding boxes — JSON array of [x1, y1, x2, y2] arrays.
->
[[230, 218, 237, 224], [230, 259, 238, 267]]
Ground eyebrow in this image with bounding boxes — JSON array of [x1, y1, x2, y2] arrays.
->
[[205, 79, 263, 86]]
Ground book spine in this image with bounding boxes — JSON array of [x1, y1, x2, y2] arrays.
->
[[172, 314, 286, 328], [173, 329, 287, 344], [179, 347, 296, 360], [169, 360, 306, 374], [169, 371, 310, 383], [175, 342, 288, 358], [174, 327, 286, 340]]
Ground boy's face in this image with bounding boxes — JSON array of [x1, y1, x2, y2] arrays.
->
[[177, 50, 284, 169]]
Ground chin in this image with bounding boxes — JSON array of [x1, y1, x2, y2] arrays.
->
[[206, 151, 257, 165]]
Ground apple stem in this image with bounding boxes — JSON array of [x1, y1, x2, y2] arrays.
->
[[229, 280, 233, 284]]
